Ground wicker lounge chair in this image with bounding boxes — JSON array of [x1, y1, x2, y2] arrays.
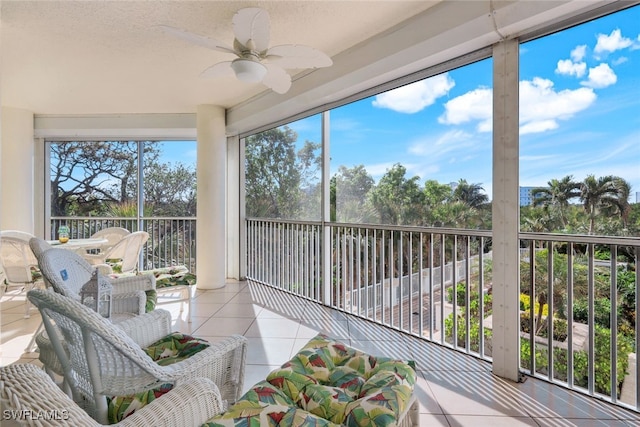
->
[[84, 231, 149, 274], [0, 363, 225, 427], [27, 288, 247, 425], [0, 230, 44, 318], [29, 242, 154, 378], [88, 227, 131, 256]]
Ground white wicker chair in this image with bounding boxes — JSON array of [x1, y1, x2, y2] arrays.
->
[[0, 230, 45, 318], [31, 243, 155, 378], [35, 245, 153, 315], [27, 288, 247, 425], [28, 236, 53, 268], [89, 227, 131, 256], [0, 363, 225, 427], [83, 231, 149, 274]]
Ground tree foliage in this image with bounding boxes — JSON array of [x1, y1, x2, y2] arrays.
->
[[331, 165, 375, 222], [245, 126, 321, 219], [50, 141, 196, 217], [368, 164, 426, 225], [532, 175, 581, 228]]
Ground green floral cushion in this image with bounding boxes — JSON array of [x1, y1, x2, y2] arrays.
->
[[207, 334, 415, 427], [344, 384, 415, 427], [105, 259, 123, 274], [110, 265, 196, 312], [143, 332, 210, 366], [297, 384, 353, 424], [240, 381, 298, 406], [281, 347, 336, 384], [266, 368, 318, 406], [204, 400, 340, 427], [107, 332, 210, 423], [107, 383, 173, 423], [144, 289, 157, 312], [328, 366, 366, 396]]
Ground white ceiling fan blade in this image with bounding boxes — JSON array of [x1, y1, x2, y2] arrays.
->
[[157, 25, 236, 55], [265, 45, 333, 69], [232, 8, 270, 52], [262, 64, 291, 94], [200, 61, 234, 79]]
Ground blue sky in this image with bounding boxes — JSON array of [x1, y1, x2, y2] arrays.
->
[[162, 5, 639, 202], [290, 5, 640, 201]]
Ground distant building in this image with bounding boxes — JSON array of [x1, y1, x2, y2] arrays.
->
[[520, 186, 540, 206], [636, 192, 640, 203]]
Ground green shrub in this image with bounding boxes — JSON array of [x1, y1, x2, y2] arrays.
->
[[520, 293, 549, 317], [447, 282, 468, 306], [520, 324, 632, 397], [520, 312, 568, 341]]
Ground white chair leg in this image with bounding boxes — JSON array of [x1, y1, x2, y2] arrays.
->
[[186, 287, 192, 323], [23, 284, 34, 318], [25, 321, 44, 352]]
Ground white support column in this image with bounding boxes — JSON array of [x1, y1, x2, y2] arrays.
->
[[226, 134, 241, 280], [196, 105, 226, 289], [491, 39, 521, 382], [321, 111, 331, 305], [1, 107, 35, 232], [238, 136, 247, 280]]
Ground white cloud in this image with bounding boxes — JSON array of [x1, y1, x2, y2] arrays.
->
[[594, 29, 633, 55], [520, 120, 559, 135], [555, 59, 586, 77], [439, 77, 598, 135], [581, 63, 617, 88], [408, 129, 472, 156], [520, 77, 597, 133], [571, 45, 587, 62], [372, 73, 455, 114], [612, 56, 628, 65], [438, 87, 492, 132]]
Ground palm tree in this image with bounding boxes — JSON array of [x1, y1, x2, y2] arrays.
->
[[579, 175, 627, 234], [451, 179, 489, 208], [531, 175, 580, 229], [610, 177, 632, 229]]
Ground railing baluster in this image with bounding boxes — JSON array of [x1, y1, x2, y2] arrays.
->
[[610, 244, 618, 403], [588, 243, 595, 396], [241, 219, 640, 413]]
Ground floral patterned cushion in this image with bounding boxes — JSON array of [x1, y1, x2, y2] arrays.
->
[[141, 289, 156, 312], [207, 334, 416, 427], [151, 266, 197, 289], [205, 381, 340, 427], [106, 332, 210, 423], [110, 265, 196, 312]]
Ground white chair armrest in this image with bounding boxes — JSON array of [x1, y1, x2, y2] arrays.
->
[[114, 309, 173, 347], [117, 378, 225, 427], [0, 364, 225, 427], [110, 274, 156, 292], [112, 290, 146, 315], [160, 334, 248, 403], [0, 364, 100, 426]]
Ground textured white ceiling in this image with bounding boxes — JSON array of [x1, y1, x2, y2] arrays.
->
[[1, 1, 439, 115]]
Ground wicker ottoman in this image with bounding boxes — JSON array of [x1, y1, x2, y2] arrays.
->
[[206, 333, 419, 427]]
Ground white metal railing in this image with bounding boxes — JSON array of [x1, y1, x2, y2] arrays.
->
[[246, 218, 640, 413], [518, 232, 640, 412], [50, 217, 196, 271]]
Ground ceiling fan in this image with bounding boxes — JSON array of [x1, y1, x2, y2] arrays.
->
[[158, 7, 333, 94]]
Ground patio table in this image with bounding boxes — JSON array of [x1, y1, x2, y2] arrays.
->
[[46, 238, 108, 250]]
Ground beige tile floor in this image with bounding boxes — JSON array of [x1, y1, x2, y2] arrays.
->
[[2, 280, 640, 427]]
